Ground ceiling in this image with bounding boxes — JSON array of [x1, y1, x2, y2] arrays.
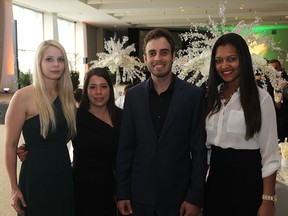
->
[[13, 0, 288, 30]]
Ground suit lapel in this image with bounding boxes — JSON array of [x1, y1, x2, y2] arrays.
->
[[142, 79, 159, 142]]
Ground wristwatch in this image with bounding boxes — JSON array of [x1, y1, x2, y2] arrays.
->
[[262, 194, 277, 203]]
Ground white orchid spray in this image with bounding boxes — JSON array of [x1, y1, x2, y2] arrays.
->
[[251, 53, 281, 90], [176, 51, 211, 87], [174, 1, 284, 90], [89, 36, 146, 84]]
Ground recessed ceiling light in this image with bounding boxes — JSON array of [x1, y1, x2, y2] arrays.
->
[[3, 88, 9, 92]]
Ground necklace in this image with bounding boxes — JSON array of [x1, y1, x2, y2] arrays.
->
[[219, 83, 238, 105]]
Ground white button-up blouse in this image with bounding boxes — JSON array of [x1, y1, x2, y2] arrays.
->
[[206, 86, 280, 178]]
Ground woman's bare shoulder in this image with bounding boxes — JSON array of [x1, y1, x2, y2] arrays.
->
[[10, 86, 37, 113], [5, 86, 36, 124], [12, 85, 34, 100]]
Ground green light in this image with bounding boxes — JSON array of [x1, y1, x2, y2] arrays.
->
[[196, 24, 288, 34], [251, 25, 288, 30], [224, 25, 288, 31]]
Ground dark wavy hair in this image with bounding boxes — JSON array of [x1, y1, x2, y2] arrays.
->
[[205, 33, 261, 140], [143, 28, 175, 55], [79, 67, 118, 127]]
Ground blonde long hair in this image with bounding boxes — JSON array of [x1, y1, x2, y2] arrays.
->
[[32, 40, 76, 139]]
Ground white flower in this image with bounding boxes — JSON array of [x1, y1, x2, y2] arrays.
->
[[251, 53, 281, 90], [89, 36, 146, 84], [114, 55, 123, 65], [174, 1, 284, 90], [173, 51, 211, 87]]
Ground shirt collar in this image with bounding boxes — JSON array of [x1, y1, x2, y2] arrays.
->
[[148, 73, 175, 93]]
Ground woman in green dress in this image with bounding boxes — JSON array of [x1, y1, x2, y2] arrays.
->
[[5, 40, 76, 216]]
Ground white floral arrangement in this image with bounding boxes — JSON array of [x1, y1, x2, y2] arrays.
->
[[251, 53, 281, 90], [89, 36, 146, 84], [176, 51, 211, 87], [173, 1, 284, 90], [279, 140, 288, 160]]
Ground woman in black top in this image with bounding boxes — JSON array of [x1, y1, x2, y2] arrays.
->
[[72, 67, 122, 216]]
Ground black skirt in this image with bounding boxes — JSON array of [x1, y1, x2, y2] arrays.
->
[[203, 145, 263, 216]]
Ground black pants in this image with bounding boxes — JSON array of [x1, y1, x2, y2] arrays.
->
[[130, 201, 180, 216]]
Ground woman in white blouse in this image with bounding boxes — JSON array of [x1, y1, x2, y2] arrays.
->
[[203, 33, 280, 216]]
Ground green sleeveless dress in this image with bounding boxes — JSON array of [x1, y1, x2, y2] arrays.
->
[[19, 97, 74, 216]]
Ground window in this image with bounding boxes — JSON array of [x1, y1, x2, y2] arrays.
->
[[13, 5, 43, 73], [58, 18, 76, 71], [12, 5, 80, 76]]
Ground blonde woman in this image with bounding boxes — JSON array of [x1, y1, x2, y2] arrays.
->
[[5, 40, 76, 216]]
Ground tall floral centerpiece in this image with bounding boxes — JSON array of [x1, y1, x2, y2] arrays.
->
[[89, 36, 146, 84], [173, 1, 284, 91]]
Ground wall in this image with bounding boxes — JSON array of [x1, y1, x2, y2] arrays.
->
[[0, 1, 4, 78]]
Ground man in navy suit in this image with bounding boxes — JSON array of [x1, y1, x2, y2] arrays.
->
[[116, 28, 207, 216]]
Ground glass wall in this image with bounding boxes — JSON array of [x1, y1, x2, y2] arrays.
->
[[58, 18, 76, 71], [12, 5, 43, 73], [12, 5, 78, 73]]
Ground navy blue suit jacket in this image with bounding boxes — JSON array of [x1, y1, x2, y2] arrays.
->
[[115, 76, 207, 207]]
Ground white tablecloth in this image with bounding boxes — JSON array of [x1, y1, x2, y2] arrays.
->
[[275, 166, 288, 216]]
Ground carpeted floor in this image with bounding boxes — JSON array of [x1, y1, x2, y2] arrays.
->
[[0, 123, 22, 216], [0, 92, 21, 215]]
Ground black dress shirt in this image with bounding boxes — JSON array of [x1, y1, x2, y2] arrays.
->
[[149, 75, 175, 139]]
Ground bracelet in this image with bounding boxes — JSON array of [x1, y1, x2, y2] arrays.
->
[[262, 194, 277, 203]]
